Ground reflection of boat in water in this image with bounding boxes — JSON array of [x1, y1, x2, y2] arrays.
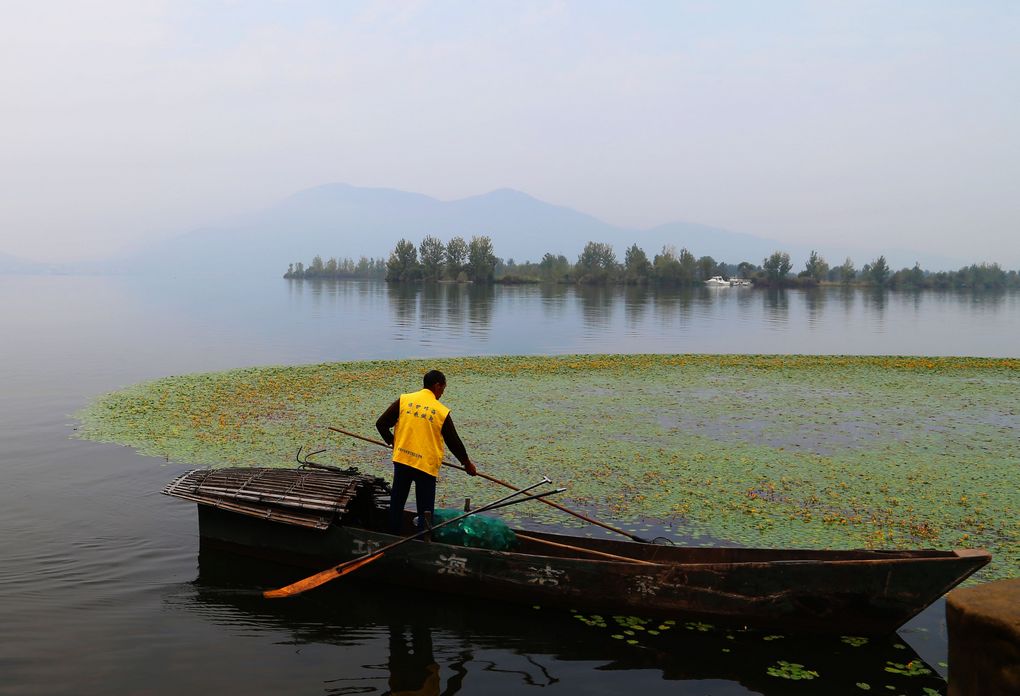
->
[[185, 547, 953, 695], [704, 276, 729, 287], [163, 467, 989, 635]]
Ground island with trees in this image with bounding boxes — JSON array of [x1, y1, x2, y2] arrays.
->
[[285, 237, 1020, 290]]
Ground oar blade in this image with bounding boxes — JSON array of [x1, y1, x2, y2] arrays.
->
[[263, 554, 381, 598]]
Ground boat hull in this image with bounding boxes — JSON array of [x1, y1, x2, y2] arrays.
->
[[196, 504, 989, 635]]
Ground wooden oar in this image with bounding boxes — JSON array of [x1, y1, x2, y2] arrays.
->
[[265, 478, 554, 599], [327, 426, 653, 544]]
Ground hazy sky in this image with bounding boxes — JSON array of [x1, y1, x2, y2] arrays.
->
[[2, 1, 1018, 265]]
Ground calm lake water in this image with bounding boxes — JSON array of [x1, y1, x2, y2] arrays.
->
[[2, 274, 1018, 695]]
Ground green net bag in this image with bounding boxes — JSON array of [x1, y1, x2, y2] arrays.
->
[[431, 509, 518, 551]]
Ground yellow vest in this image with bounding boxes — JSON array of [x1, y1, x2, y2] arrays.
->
[[392, 388, 450, 477]]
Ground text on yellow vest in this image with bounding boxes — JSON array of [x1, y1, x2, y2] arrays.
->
[[392, 388, 451, 477]]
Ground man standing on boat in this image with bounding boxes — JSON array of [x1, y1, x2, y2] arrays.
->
[[376, 369, 477, 534]]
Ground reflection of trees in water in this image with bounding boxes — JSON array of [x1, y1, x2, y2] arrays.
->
[[762, 288, 789, 323], [306, 279, 333, 309], [286, 278, 306, 306], [538, 283, 569, 320], [735, 287, 754, 311], [838, 285, 856, 319], [444, 284, 467, 329], [387, 283, 420, 327], [622, 286, 649, 327], [803, 287, 826, 327], [651, 287, 695, 326], [937, 287, 1008, 313], [865, 287, 887, 317], [897, 287, 924, 314], [576, 284, 615, 329], [419, 283, 443, 330], [383, 283, 495, 337], [466, 284, 494, 336], [968, 288, 1008, 310], [287, 279, 388, 310]]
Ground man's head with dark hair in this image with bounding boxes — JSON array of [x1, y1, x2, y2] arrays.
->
[[423, 370, 446, 389]]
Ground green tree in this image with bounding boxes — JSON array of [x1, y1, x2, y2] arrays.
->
[[623, 244, 651, 284], [958, 262, 1007, 289], [803, 250, 829, 282], [575, 241, 619, 284], [386, 239, 421, 282], [652, 245, 697, 285], [696, 255, 719, 282], [308, 254, 325, 278], [762, 251, 792, 285], [868, 255, 890, 286], [907, 262, 925, 288], [538, 253, 571, 282], [838, 257, 856, 284], [736, 261, 757, 280], [444, 236, 468, 280], [419, 235, 445, 282], [466, 235, 498, 283]]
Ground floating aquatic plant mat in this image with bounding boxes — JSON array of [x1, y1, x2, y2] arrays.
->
[[77, 355, 1019, 582]]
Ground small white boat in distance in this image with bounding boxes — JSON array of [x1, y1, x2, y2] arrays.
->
[[729, 278, 752, 287], [705, 275, 729, 287]]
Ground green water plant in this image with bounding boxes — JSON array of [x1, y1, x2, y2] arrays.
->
[[766, 660, 819, 680], [77, 354, 1020, 582], [884, 660, 932, 676]]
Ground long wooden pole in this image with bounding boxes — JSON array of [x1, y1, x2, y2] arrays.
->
[[326, 426, 651, 544], [515, 533, 656, 565]]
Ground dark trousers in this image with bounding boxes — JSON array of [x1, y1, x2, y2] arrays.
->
[[389, 463, 437, 534]]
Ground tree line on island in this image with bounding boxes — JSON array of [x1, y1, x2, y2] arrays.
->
[[285, 235, 1020, 290]]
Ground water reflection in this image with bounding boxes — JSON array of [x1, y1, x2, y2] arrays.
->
[[803, 287, 826, 328], [181, 547, 949, 696], [904, 288, 924, 314], [387, 283, 420, 330], [386, 623, 442, 696], [271, 279, 1020, 359], [622, 285, 649, 329], [576, 285, 615, 331], [651, 287, 695, 328], [465, 284, 494, 338], [537, 283, 568, 320], [445, 284, 467, 330], [420, 283, 443, 334], [382, 283, 498, 343], [865, 287, 888, 317], [762, 289, 789, 327]]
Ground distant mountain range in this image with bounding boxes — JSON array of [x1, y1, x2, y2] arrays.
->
[[4, 183, 966, 275]]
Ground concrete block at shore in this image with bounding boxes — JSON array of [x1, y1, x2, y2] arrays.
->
[[947, 578, 1020, 696]]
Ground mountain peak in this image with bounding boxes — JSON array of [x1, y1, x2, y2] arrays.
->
[[451, 187, 541, 205], [482, 187, 532, 199]]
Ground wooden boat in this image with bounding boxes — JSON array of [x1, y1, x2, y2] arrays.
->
[[163, 466, 990, 635]]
